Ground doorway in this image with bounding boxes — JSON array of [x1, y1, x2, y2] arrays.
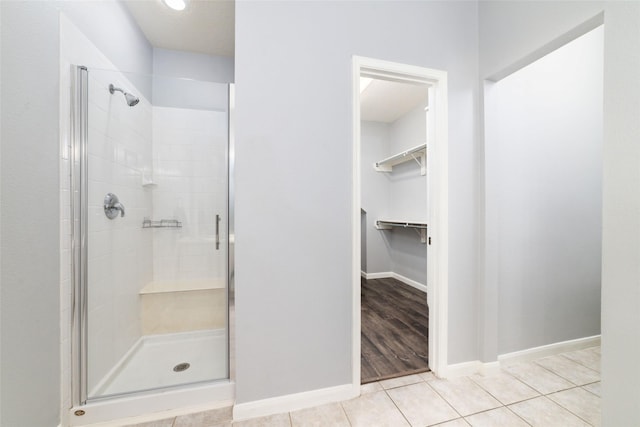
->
[[351, 57, 449, 387]]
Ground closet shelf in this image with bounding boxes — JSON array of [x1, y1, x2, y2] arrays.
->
[[374, 143, 426, 175], [375, 220, 428, 243]]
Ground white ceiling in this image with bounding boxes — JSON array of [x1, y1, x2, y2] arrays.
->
[[123, 0, 235, 57], [360, 78, 429, 123]]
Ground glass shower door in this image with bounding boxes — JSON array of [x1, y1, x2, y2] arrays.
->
[[76, 66, 229, 400]]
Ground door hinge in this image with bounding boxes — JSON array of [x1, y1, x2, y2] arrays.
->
[[428, 236, 432, 245]]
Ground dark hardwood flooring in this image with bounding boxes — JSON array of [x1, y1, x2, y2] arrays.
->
[[361, 277, 429, 384]]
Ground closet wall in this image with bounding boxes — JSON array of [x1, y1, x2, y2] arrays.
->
[[361, 100, 428, 286]]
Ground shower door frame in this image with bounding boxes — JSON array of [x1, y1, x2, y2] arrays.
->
[[70, 65, 235, 411]]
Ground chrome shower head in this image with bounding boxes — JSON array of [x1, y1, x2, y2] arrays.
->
[[109, 84, 140, 107]]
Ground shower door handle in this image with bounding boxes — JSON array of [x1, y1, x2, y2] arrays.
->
[[215, 214, 221, 250], [104, 193, 125, 219]]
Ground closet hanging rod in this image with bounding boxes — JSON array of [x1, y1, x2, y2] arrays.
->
[[375, 220, 428, 243], [375, 220, 428, 229], [374, 143, 427, 169]]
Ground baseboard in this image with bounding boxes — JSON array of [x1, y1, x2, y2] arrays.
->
[[444, 335, 600, 378], [362, 271, 428, 293], [498, 335, 601, 365], [362, 271, 394, 280], [391, 273, 428, 293], [233, 383, 357, 421], [443, 360, 484, 378]]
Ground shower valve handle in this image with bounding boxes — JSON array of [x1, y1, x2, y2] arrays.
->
[[104, 193, 125, 219]]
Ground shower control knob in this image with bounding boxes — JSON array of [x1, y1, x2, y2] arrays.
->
[[104, 193, 125, 219]]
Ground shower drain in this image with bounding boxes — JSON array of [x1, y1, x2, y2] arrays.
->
[[173, 362, 191, 372]]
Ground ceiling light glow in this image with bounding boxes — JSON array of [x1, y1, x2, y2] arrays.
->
[[163, 0, 187, 11]]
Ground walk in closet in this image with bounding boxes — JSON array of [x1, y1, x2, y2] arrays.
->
[[360, 76, 431, 383]]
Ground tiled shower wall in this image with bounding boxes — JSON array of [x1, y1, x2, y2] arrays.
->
[[60, 15, 154, 399], [60, 15, 228, 411], [85, 69, 154, 393], [151, 106, 227, 285]]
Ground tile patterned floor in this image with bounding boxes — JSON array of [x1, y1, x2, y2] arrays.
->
[[125, 346, 601, 427]]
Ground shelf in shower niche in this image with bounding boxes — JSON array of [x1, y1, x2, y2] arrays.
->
[[142, 218, 182, 228]]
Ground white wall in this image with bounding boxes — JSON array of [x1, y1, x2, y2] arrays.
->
[[487, 27, 603, 355], [152, 48, 231, 111], [388, 104, 428, 284], [479, 2, 640, 424], [235, 0, 480, 403], [153, 48, 234, 83], [58, 1, 153, 96], [360, 121, 392, 275], [1, 3, 61, 426]]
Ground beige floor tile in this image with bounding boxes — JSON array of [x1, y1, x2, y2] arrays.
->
[[419, 371, 437, 382], [386, 382, 459, 426], [379, 374, 423, 390], [174, 406, 233, 427], [233, 413, 291, 427], [503, 361, 574, 394], [341, 390, 410, 427], [509, 396, 590, 427], [427, 377, 501, 417], [471, 372, 539, 405], [289, 402, 349, 427], [582, 381, 601, 397], [433, 419, 469, 426], [561, 347, 601, 372], [124, 420, 175, 427], [360, 381, 383, 394], [464, 407, 529, 427], [535, 355, 600, 386], [548, 387, 601, 426]]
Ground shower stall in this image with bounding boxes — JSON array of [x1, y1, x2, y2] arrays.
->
[[70, 65, 233, 414]]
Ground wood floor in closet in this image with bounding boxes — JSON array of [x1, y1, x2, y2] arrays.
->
[[361, 277, 429, 384]]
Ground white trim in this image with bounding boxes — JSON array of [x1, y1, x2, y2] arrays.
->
[[444, 361, 485, 378], [362, 271, 393, 280], [444, 335, 601, 379], [498, 335, 601, 365], [352, 56, 449, 385], [361, 271, 428, 293], [392, 273, 428, 294], [70, 382, 234, 426], [233, 384, 357, 422], [443, 360, 501, 378]]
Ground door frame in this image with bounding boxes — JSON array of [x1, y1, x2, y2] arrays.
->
[[351, 56, 449, 388]]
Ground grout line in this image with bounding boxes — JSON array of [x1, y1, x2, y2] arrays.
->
[[503, 402, 535, 426], [338, 399, 354, 427], [558, 352, 601, 374], [581, 381, 601, 397], [338, 400, 356, 427], [383, 387, 414, 426], [545, 386, 600, 426], [422, 378, 466, 421]]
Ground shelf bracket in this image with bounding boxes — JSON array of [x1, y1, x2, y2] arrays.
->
[[414, 228, 427, 243], [410, 152, 426, 176]]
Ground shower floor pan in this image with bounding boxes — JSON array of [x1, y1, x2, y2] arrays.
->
[[91, 328, 227, 398]]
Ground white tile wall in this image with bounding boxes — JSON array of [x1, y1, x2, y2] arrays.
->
[[151, 107, 227, 285], [60, 14, 154, 401], [85, 68, 154, 395]]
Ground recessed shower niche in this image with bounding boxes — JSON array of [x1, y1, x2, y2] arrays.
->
[[71, 66, 232, 402]]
